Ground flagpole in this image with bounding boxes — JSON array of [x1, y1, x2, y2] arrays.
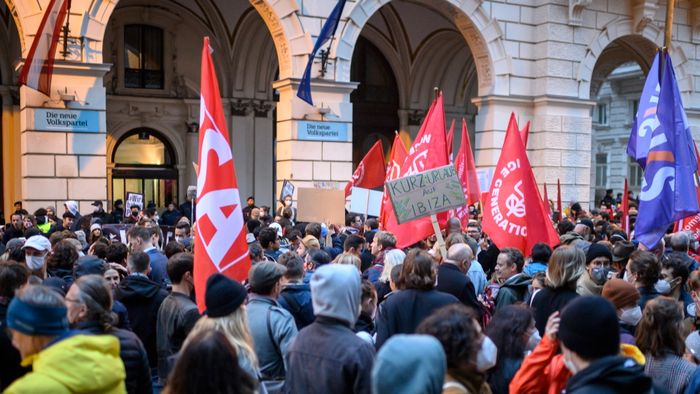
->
[[664, 0, 675, 51]]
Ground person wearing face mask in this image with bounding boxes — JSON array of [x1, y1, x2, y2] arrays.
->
[[602, 279, 642, 345], [22, 235, 51, 279], [685, 271, 700, 331], [484, 304, 536, 394], [660, 256, 693, 317], [417, 304, 495, 394], [558, 296, 654, 394], [625, 250, 662, 310], [576, 243, 613, 296]]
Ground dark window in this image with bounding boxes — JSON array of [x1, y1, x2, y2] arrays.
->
[[124, 25, 164, 89]]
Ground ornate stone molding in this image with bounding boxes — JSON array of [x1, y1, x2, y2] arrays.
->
[[231, 99, 253, 117], [631, 0, 660, 33], [569, 0, 592, 26]]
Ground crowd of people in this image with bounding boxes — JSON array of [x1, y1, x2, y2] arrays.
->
[[1, 194, 700, 394]]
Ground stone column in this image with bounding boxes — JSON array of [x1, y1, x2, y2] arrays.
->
[[472, 95, 533, 168], [1, 86, 20, 216], [19, 61, 109, 214], [272, 78, 357, 203]]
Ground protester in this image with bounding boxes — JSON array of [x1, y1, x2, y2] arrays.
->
[[576, 242, 613, 296], [46, 238, 79, 284], [334, 252, 361, 271], [668, 232, 698, 271], [364, 231, 397, 283], [259, 227, 282, 262], [285, 264, 375, 394], [355, 280, 378, 343], [66, 274, 151, 394], [156, 253, 200, 386], [5, 285, 126, 393], [493, 248, 531, 308], [160, 203, 182, 226], [246, 261, 298, 392], [163, 329, 256, 394], [661, 255, 693, 315], [0, 261, 29, 390], [375, 249, 459, 348], [371, 334, 446, 394], [612, 240, 636, 277], [485, 304, 536, 394], [277, 255, 314, 329], [375, 248, 405, 303], [602, 278, 642, 345], [437, 243, 482, 318], [530, 245, 583, 334], [128, 226, 169, 287], [523, 242, 552, 277], [626, 250, 661, 309], [417, 304, 494, 393], [3, 213, 24, 244], [636, 297, 696, 393]]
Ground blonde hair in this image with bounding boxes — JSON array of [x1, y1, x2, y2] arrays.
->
[[334, 253, 361, 271], [546, 245, 585, 289], [379, 249, 406, 283], [184, 306, 258, 368]]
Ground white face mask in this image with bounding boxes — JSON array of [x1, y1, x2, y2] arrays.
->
[[526, 329, 541, 351], [26, 254, 46, 271], [623, 270, 635, 284], [563, 353, 579, 374], [476, 336, 498, 372], [655, 279, 671, 295], [620, 306, 643, 326]]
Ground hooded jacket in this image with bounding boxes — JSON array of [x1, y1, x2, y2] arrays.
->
[[284, 264, 375, 394], [115, 274, 168, 366], [4, 334, 126, 394], [565, 356, 653, 394], [495, 273, 531, 309], [64, 201, 82, 231], [278, 281, 315, 329], [372, 334, 446, 394]]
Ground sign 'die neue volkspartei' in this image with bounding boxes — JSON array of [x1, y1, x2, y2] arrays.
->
[[387, 164, 467, 224], [34, 108, 101, 133], [297, 121, 348, 142]]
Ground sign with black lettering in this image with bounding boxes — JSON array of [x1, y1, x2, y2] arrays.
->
[[387, 164, 467, 224], [34, 108, 101, 132], [297, 121, 348, 141]]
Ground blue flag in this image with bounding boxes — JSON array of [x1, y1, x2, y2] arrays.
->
[[633, 53, 699, 248], [296, 0, 347, 105], [628, 52, 660, 169]]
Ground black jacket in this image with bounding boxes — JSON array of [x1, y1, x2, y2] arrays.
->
[[156, 292, 200, 384], [115, 275, 169, 366], [79, 321, 152, 394], [375, 288, 459, 349], [2, 226, 24, 244], [436, 263, 483, 319], [530, 286, 579, 335], [284, 317, 375, 394], [278, 282, 315, 330], [159, 209, 182, 226], [565, 356, 654, 394], [0, 301, 28, 390]]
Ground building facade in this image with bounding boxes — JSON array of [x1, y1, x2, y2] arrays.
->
[[1, 0, 699, 217]]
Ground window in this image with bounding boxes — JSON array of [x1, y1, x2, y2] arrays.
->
[[595, 103, 608, 125], [628, 157, 644, 188], [124, 25, 164, 89], [595, 153, 608, 187], [631, 99, 639, 118]]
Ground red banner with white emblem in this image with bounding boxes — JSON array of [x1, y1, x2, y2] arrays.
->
[[194, 37, 251, 312]]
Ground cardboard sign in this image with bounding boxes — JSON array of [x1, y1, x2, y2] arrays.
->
[[350, 187, 383, 217], [279, 180, 295, 202], [386, 164, 467, 224], [296, 187, 346, 225], [124, 192, 144, 217]]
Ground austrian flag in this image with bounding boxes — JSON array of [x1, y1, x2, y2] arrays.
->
[[194, 37, 251, 312]]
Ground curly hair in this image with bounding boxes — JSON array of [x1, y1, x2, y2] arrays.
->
[[48, 239, 79, 269], [628, 250, 660, 289], [635, 297, 685, 358], [400, 249, 436, 290], [485, 304, 533, 364], [417, 304, 480, 372]]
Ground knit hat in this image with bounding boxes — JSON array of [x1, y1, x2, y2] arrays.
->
[[602, 278, 640, 309], [204, 274, 247, 318], [248, 261, 286, 294], [7, 295, 69, 336], [612, 241, 636, 262], [586, 243, 612, 265], [372, 335, 446, 394], [302, 235, 320, 250], [90, 223, 102, 232], [559, 296, 620, 359], [74, 256, 107, 278]]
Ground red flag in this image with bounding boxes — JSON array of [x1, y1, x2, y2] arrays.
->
[[543, 182, 553, 219], [621, 178, 630, 235], [520, 120, 530, 148], [385, 93, 449, 248], [557, 179, 563, 222], [674, 142, 700, 235], [451, 119, 481, 228], [446, 119, 455, 160], [18, 0, 68, 95], [194, 37, 251, 313], [344, 139, 385, 197], [482, 113, 559, 254], [380, 134, 408, 229]]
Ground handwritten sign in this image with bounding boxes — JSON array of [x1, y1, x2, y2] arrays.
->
[[34, 109, 101, 133], [124, 192, 144, 217], [387, 164, 466, 224], [297, 121, 349, 142]]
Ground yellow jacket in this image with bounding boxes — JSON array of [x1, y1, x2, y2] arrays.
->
[[4, 334, 126, 394]]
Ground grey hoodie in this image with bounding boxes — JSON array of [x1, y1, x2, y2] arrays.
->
[[65, 200, 79, 215], [372, 334, 446, 394], [310, 264, 360, 327]]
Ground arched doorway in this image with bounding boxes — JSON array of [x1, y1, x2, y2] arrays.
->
[[112, 129, 178, 207]]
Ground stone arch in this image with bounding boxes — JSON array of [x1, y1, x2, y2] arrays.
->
[[107, 121, 185, 171], [577, 17, 691, 99], [335, 0, 509, 97], [230, 8, 278, 100], [250, 0, 305, 80]]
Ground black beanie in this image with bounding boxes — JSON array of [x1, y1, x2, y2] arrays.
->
[[204, 274, 247, 318], [559, 296, 620, 359], [585, 243, 613, 265]]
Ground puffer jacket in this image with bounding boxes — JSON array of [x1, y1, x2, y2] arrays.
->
[[4, 333, 126, 393]]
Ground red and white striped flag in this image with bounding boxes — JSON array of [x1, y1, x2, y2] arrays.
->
[[194, 37, 251, 313], [18, 0, 68, 95]]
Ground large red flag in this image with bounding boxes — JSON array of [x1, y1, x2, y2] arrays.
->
[[451, 119, 481, 228], [557, 179, 563, 222], [344, 139, 385, 197], [380, 134, 408, 229], [520, 120, 530, 148], [18, 0, 68, 95], [194, 37, 251, 312], [622, 178, 630, 235], [385, 93, 449, 248], [446, 119, 455, 160], [482, 113, 559, 254], [543, 182, 553, 220]]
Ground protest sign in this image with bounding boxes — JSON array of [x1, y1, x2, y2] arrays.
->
[[386, 164, 466, 225], [280, 180, 295, 202], [296, 187, 346, 225], [350, 187, 383, 217], [124, 192, 144, 218], [102, 224, 175, 249]]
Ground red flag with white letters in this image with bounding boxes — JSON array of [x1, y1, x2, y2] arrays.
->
[[344, 139, 385, 197], [380, 134, 408, 229], [482, 113, 558, 254], [385, 93, 449, 248], [451, 119, 481, 228], [194, 37, 251, 312]]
